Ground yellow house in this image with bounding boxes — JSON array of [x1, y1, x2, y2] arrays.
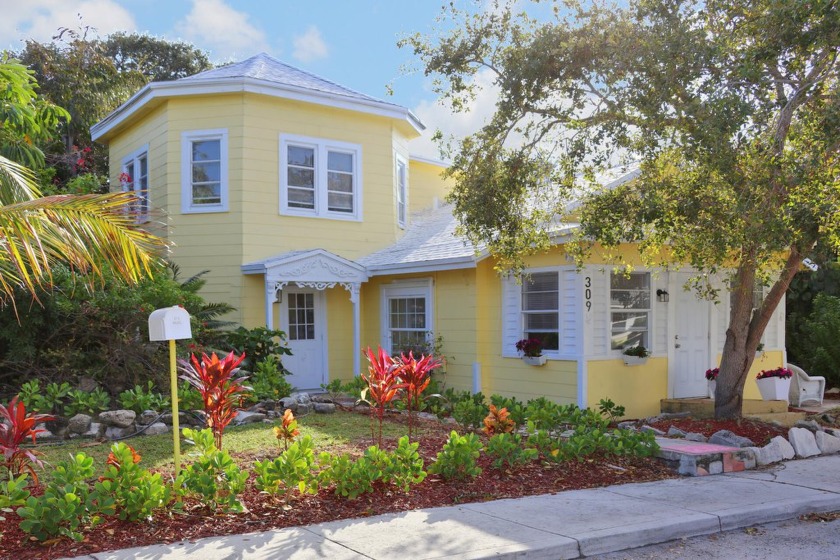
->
[[92, 53, 785, 418]]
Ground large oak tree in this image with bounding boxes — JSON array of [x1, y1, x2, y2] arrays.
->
[[405, 0, 840, 418]]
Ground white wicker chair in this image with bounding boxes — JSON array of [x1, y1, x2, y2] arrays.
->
[[787, 363, 825, 407]]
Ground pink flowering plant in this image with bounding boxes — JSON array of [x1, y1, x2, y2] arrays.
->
[[515, 338, 543, 357], [756, 367, 793, 380], [705, 368, 719, 380]]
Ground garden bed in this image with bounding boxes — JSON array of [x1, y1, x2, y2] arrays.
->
[[1, 409, 797, 560]]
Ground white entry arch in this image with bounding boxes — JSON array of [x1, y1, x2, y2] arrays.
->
[[242, 249, 368, 377]]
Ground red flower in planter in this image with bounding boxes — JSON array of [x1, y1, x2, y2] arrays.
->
[[756, 367, 792, 380]]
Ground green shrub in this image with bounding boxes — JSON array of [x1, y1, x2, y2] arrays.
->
[[597, 398, 626, 422], [178, 381, 204, 411], [222, 326, 292, 369], [18, 381, 73, 415], [319, 448, 385, 500], [789, 293, 840, 386], [254, 435, 320, 497], [177, 428, 249, 513], [383, 435, 427, 492], [0, 474, 31, 512], [428, 431, 483, 481], [64, 388, 111, 416], [485, 432, 538, 470], [118, 381, 170, 414], [453, 399, 489, 432], [247, 356, 294, 402], [18, 452, 115, 542], [95, 443, 170, 521]]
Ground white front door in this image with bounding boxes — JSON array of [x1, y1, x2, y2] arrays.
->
[[672, 274, 712, 398], [280, 288, 326, 390]]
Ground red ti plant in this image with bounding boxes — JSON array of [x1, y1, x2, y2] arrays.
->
[[179, 351, 251, 450], [0, 396, 53, 485], [397, 351, 441, 440], [362, 346, 405, 447]]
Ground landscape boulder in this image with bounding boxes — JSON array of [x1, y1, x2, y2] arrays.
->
[[815, 431, 840, 455], [67, 414, 92, 435], [709, 429, 754, 448], [788, 427, 821, 458], [99, 410, 137, 429]]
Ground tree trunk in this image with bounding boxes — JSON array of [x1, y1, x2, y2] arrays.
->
[[714, 247, 807, 419]]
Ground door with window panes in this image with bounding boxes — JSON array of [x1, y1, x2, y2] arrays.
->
[[279, 289, 326, 390]]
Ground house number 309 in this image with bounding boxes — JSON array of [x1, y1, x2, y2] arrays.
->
[[585, 277, 592, 311]]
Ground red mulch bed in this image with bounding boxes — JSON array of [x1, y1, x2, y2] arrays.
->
[[647, 417, 789, 446], [0, 413, 790, 559]]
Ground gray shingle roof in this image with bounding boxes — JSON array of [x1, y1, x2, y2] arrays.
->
[[357, 205, 479, 272], [180, 52, 397, 108]]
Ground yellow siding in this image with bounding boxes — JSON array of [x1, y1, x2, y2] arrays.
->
[[408, 160, 452, 214], [586, 358, 668, 419], [715, 350, 785, 400], [325, 288, 354, 383], [239, 94, 415, 264], [360, 270, 477, 390], [474, 259, 579, 404]]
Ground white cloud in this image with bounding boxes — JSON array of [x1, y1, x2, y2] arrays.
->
[[292, 25, 328, 63], [174, 0, 269, 61], [409, 69, 501, 160], [0, 0, 135, 51]]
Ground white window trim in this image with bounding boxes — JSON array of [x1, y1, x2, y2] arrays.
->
[[120, 144, 149, 222], [279, 133, 363, 221], [181, 129, 229, 214], [521, 266, 563, 360], [395, 153, 408, 229], [609, 269, 653, 355], [380, 278, 433, 353]]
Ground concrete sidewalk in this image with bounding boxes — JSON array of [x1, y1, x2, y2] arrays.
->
[[74, 455, 840, 560]]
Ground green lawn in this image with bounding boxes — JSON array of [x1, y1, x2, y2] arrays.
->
[[34, 411, 438, 483]]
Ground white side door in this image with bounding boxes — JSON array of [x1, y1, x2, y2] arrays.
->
[[280, 288, 326, 390], [672, 273, 712, 398]]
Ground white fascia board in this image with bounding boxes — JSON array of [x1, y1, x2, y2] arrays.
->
[[409, 154, 451, 167], [92, 78, 425, 142], [366, 257, 477, 276]]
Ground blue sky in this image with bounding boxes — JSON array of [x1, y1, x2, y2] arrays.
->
[[1, 0, 518, 158]]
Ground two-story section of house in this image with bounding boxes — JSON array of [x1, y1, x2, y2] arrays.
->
[[94, 53, 788, 418], [92, 53, 449, 390]]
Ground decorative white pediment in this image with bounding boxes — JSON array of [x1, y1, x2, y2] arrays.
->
[[248, 249, 368, 290]]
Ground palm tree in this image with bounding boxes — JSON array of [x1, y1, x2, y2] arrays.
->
[[0, 155, 165, 305], [0, 57, 165, 306]]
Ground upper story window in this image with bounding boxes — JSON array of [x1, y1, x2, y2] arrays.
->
[[181, 129, 229, 213], [522, 272, 560, 351], [610, 272, 650, 350], [121, 145, 149, 221], [280, 134, 362, 221], [395, 155, 408, 228]]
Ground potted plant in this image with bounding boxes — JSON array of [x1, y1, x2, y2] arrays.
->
[[705, 368, 719, 399], [755, 366, 793, 401], [622, 345, 650, 366], [516, 338, 546, 366], [755, 342, 765, 358]]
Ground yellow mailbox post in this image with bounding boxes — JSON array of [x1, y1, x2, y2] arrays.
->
[[148, 306, 192, 476]]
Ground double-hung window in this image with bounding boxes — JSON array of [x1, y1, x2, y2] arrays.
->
[[121, 145, 149, 221], [522, 272, 560, 351], [381, 280, 432, 354], [181, 129, 228, 213], [610, 272, 651, 350], [280, 135, 362, 220], [395, 155, 407, 228]]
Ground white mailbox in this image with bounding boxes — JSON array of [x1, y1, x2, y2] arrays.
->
[[148, 306, 193, 341]]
